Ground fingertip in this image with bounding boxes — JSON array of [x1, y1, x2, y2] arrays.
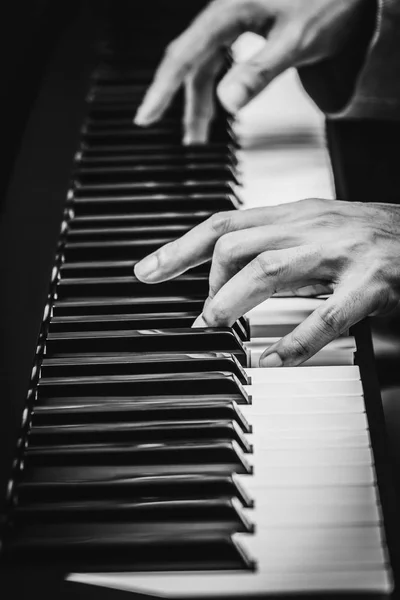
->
[[217, 79, 247, 114], [192, 314, 208, 328], [259, 351, 283, 368], [133, 106, 155, 127], [133, 254, 159, 282]]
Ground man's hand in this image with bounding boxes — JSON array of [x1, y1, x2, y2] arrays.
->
[[134, 0, 366, 143], [134, 199, 400, 366]]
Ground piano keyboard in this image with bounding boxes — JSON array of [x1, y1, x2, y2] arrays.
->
[[1, 11, 397, 599]]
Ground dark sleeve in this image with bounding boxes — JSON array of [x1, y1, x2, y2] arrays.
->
[[297, 0, 400, 121]]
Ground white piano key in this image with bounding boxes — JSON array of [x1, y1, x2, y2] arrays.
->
[[239, 410, 369, 431], [69, 567, 393, 596], [236, 484, 379, 506], [247, 447, 373, 468], [246, 365, 360, 382], [248, 337, 356, 366], [246, 336, 356, 350], [235, 531, 386, 569], [245, 379, 363, 398], [236, 465, 375, 486], [246, 430, 370, 450], [246, 296, 326, 324], [241, 394, 365, 414], [242, 500, 380, 526]]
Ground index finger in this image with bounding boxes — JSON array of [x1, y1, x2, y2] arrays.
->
[[134, 2, 241, 126], [134, 208, 286, 283]]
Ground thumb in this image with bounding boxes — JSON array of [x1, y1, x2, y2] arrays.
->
[[217, 27, 295, 113]]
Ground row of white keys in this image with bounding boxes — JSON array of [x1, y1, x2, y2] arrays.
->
[[232, 360, 393, 594]]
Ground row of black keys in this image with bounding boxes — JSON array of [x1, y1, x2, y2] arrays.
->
[[5, 62, 256, 571]]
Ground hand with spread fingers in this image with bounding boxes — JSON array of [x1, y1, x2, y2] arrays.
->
[[134, 199, 400, 367], [134, 0, 367, 143]]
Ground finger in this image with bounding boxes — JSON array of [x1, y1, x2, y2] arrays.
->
[[208, 223, 302, 300], [217, 24, 296, 113], [183, 53, 225, 145], [134, 3, 241, 126], [134, 207, 290, 283], [198, 244, 329, 327], [259, 277, 381, 367]]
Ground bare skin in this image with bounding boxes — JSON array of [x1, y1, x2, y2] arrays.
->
[[133, 0, 400, 367], [134, 200, 400, 366], [134, 0, 367, 142]]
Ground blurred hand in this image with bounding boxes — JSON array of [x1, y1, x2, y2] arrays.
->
[[134, 0, 366, 143], [134, 199, 400, 366]]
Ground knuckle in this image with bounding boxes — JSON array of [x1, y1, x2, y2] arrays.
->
[[251, 255, 283, 281], [318, 306, 343, 336], [300, 197, 329, 211], [289, 333, 310, 360], [213, 234, 237, 264], [165, 39, 192, 73], [209, 211, 236, 236]]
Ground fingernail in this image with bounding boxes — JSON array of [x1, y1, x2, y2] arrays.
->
[[192, 314, 208, 328], [260, 352, 283, 368], [134, 254, 158, 281]]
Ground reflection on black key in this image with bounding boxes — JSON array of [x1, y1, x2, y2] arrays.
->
[[52, 297, 206, 317], [25, 441, 250, 473], [60, 259, 210, 278], [56, 275, 208, 299], [64, 238, 172, 261], [17, 473, 251, 508], [40, 352, 248, 383], [37, 372, 249, 401], [29, 419, 251, 452], [45, 328, 247, 362], [7, 524, 253, 572], [71, 192, 237, 215], [33, 397, 251, 427], [14, 498, 250, 533], [74, 164, 238, 185]]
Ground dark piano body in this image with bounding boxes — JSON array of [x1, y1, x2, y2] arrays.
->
[[0, 1, 399, 599]]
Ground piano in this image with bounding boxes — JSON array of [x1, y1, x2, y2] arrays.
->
[[0, 1, 399, 598]]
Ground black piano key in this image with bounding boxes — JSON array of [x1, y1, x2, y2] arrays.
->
[[13, 498, 251, 533], [52, 296, 206, 316], [33, 396, 251, 426], [49, 314, 248, 341], [63, 238, 172, 261], [65, 223, 193, 241], [77, 149, 236, 168], [55, 275, 208, 299], [28, 419, 251, 452], [49, 312, 206, 330], [6, 525, 253, 571], [70, 192, 238, 216], [82, 127, 183, 146], [44, 328, 247, 363], [74, 164, 238, 186], [79, 142, 236, 159], [24, 441, 250, 473], [59, 259, 210, 278], [73, 181, 236, 199], [36, 372, 249, 401], [17, 473, 252, 507], [68, 211, 214, 228], [40, 352, 248, 383]]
